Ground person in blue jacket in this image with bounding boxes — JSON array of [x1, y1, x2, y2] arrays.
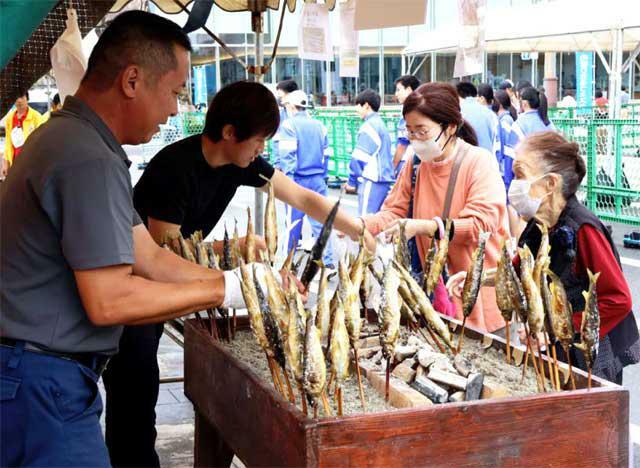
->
[[272, 79, 298, 168], [507, 86, 555, 151], [345, 89, 394, 216], [393, 75, 420, 177], [492, 89, 517, 191], [456, 81, 498, 153], [278, 89, 333, 263]]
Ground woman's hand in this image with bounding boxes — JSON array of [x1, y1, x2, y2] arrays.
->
[[279, 268, 308, 302], [446, 271, 467, 298], [382, 219, 437, 242]]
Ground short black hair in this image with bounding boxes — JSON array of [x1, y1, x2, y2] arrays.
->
[[516, 80, 532, 93], [355, 89, 381, 112], [52, 93, 61, 106], [595, 89, 603, 98], [276, 79, 298, 93], [477, 83, 494, 103], [83, 11, 192, 91], [18, 90, 29, 100], [204, 81, 280, 143], [499, 81, 513, 90], [622, 85, 627, 91], [394, 75, 421, 92], [456, 82, 477, 98]]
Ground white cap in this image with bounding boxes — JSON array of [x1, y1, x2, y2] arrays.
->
[[285, 90, 312, 108]]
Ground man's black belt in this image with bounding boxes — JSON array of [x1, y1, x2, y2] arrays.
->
[[0, 337, 110, 375]]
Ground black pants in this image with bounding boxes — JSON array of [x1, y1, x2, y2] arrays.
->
[[103, 323, 165, 468]]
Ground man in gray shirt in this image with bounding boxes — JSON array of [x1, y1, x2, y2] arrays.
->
[[0, 11, 259, 466]]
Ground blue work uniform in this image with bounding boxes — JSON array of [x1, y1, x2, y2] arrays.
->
[[460, 97, 498, 153], [278, 111, 333, 264], [493, 110, 515, 192], [394, 116, 411, 177], [271, 106, 289, 168], [507, 110, 556, 150], [348, 112, 394, 216]]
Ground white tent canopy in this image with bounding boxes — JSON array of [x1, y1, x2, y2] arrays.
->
[[404, 0, 640, 55]]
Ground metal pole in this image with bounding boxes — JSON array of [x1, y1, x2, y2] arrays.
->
[[215, 44, 221, 92], [326, 59, 332, 107], [609, 27, 623, 119], [253, 8, 265, 236], [378, 29, 384, 100]]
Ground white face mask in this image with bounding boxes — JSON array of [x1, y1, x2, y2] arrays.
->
[[411, 138, 442, 162], [508, 175, 548, 220]]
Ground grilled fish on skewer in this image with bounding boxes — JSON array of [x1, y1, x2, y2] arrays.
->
[[179, 234, 196, 263], [574, 270, 601, 373], [379, 264, 401, 360], [547, 269, 575, 350], [315, 261, 332, 339], [533, 224, 549, 285], [300, 197, 341, 287], [231, 220, 242, 269], [338, 258, 361, 348], [422, 245, 437, 294], [253, 266, 286, 370], [238, 262, 269, 351], [286, 281, 307, 383], [392, 260, 454, 349], [330, 295, 350, 383], [246, 207, 256, 263], [259, 174, 278, 264], [221, 226, 232, 270], [426, 219, 452, 295], [495, 240, 514, 323], [461, 232, 490, 318], [259, 250, 289, 335], [394, 221, 411, 271], [519, 245, 545, 335], [506, 257, 528, 324], [303, 314, 328, 406]]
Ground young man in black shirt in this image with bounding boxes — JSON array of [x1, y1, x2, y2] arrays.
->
[[103, 80, 373, 467]]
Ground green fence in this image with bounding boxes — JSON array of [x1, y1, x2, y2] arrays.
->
[[548, 103, 640, 120], [553, 119, 640, 226], [175, 108, 640, 225]]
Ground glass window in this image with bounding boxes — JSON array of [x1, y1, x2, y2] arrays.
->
[[303, 60, 324, 106], [359, 56, 380, 94], [276, 56, 302, 86], [512, 53, 533, 87], [411, 54, 431, 85], [560, 52, 576, 93], [384, 55, 402, 104], [435, 52, 456, 82], [595, 52, 609, 95]]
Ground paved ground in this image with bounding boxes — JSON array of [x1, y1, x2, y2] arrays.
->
[[122, 151, 640, 467]]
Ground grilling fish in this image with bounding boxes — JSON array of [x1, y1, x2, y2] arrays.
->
[[461, 232, 490, 319], [286, 281, 307, 383], [379, 264, 401, 360], [533, 224, 549, 285], [246, 207, 256, 263], [495, 240, 514, 323], [519, 245, 545, 334], [303, 314, 327, 405], [338, 258, 361, 349], [179, 234, 196, 263], [221, 226, 232, 270], [238, 261, 269, 351], [393, 260, 454, 349], [261, 174, 278, 264], [426, 219, 452, 295], [547, 269, 575, 349], [394, 221, 411, 271], [253, 265, 286, 370], [369, 264, 418, 326], [300, 198, 341, 287], [231, 220, 242, 269], [574, 270, 601, 370], [506, 255, 528, 324], [315, 261, 332, 339], [422, 245, 437, 294], [330, 295, 351, 383], [259, 250, 289, 335]]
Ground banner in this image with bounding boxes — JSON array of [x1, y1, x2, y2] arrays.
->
[[298, 3, 333, 62], [575, 51, 594, 114], [354, 0, 427, 31], [339, 0, 359, 77], [193, 65, 208, 106], [453, 0, 486, 78]]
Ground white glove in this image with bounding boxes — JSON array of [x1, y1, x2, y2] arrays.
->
[[222, 270, 245, 309]]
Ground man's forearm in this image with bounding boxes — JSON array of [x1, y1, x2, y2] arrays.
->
[[135, 244, 223, 283], [298, 190, 361, 241]]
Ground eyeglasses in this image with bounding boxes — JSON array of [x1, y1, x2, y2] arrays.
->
[[406, 127, 441, 140]]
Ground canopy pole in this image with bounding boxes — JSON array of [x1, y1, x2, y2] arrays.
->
[[609, 27, 623, 119], [252, 6, 265, 236]]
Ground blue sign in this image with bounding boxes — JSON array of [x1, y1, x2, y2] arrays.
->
[[575, 51, 593, 114], [193, 65, 208, 106]]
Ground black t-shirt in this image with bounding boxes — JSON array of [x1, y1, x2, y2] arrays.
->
[[133, 134, 275, 237]]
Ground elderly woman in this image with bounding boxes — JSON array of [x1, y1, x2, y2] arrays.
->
[[361, 82, 510, 333], [450, 131, 640, 383]]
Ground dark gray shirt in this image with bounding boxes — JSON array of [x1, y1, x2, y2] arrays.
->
[[0, 96, 142, 355]]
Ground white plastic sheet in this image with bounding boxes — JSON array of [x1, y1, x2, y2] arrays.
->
[[50, 8, 88, 103]]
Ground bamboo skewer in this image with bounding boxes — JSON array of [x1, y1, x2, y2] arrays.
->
[[543, 333, 557, 390], [385, 357, 391, 402], [298, 382, 308, 416], [566, 348, 577, 390], [353, 347, 367, 412], [313, 404, 318, 419], [551, 344, 561, 391], [282, 368, 296, 404], [326, 372, 335, 397], [587, 368, 592, 390], [521, 338, 530, 383], [534, 339, 547, 392], [320, 391, 333, 416], [337, 387, 343, 416], [424, 325, 446, 354], [231, 309, 236, 340], [456, 317, 468, 354], [505, 320, 511, 364], [266, 356, 283, 395]]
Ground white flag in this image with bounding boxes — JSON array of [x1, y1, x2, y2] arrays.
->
[[298, 3, 333, 62], [339, 0, 359, 77]]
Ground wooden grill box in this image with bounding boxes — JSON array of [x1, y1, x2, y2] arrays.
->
[[184, 317, 629, 467]]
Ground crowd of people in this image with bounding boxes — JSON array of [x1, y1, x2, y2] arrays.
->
[[1, 10, 639, 468]]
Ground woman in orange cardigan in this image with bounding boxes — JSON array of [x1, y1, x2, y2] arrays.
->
[[361, 82, 510, 332]]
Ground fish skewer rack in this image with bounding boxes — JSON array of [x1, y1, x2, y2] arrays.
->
[[185, 316, 629, 467]]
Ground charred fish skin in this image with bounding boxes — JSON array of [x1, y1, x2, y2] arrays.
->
[[392, 259, 454, 349], [238, 263, 269, 351], [495, 240, 514, 323], [575, 270, 601, 368], [422, 245, 437, 294], [547, 269, 575, 348], [506, 257, 528, 323], [539, 257, 554, 338], [253, 266, 286, 369], [338, 258, 361, 349], [533, 224, 550, 285], [246, 207, 256, 263], [379, 264, 401, 360], [315, 261, 331, 338], [286, 282, 307, 382], [300, 198, 341, 287], [461, 232, 490, 318], [260, 175, 278, 264], [330, 295, 351, 382], [222, 226, 231, 270], [303, 314, 327, 403], [519, 246, 545, 334], [426, 219, 452, 295]]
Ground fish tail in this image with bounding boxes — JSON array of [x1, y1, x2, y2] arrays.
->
[[587, 269, 601, 284], [582, 290, 589, 302]]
